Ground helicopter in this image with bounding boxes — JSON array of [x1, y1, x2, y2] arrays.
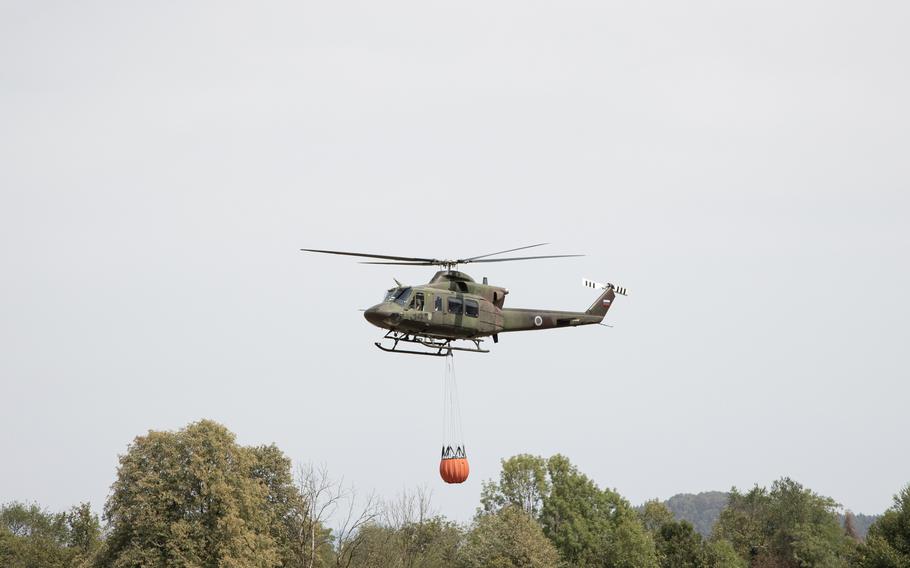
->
[[301, 244, 627, 356]]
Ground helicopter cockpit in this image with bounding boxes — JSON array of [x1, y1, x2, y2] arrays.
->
[[383, 287, 412, 306]]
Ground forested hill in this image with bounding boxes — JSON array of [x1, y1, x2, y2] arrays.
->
[[662, 491, 880, 539], [663, 492, 729, 537]]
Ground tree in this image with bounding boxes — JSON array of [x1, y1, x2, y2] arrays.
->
[[706, 539, 747, 568], [479, 455, 550, 518], [844, 511, 861, 542], [712, 477, 852, 567], [99, 419, 299, 568], [295, 462, 382, 568], [346, 516, 462, 568], [0, 501, 100, 568], [640, 500, 710, 568], [655, 520, 709, 568], [540, 454, 658, 568], [854, 482, 910, 568], [639, 500, 676, 534], [458, 506, 560, 568]]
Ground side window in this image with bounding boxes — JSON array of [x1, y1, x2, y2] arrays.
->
[[410, 292, 425, 310], [447, 297, 463, 315], [465, 299, 479, 318], [434, 296, 442, 311]]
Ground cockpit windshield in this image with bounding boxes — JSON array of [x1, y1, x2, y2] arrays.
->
[[383, 287, 412, 305]]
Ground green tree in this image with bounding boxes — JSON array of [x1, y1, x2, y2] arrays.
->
[[0, 501, 101, 568], [459, 506, 560, 568], [639, 500, 676, 534], [346, 516, 462, 568], [640, 500, 710, 568], [706, 539, 747, 568], [98, 419, 300, 568], [541, 454, 657, 568], [248, 444, 306, 567], [480, 454, 550, 517], [712, 477, 852, 567], [654, 520, 709, 568], [854, 483, 910, 568]]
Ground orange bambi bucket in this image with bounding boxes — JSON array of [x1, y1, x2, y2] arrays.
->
[[439, 457, 469, 484]]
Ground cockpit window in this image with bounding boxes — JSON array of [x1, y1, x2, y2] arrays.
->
[[383, 287, 412, 305], [392, 287, 412, 306]]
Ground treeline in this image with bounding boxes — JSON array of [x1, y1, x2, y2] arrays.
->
[[661, 492, 879, 540], [2, 419, 909, 568]]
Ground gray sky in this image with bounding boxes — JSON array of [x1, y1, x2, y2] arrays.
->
[[1, 1, 908, 522]]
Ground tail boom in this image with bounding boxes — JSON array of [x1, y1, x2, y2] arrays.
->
[[499, 279, 624, 333]]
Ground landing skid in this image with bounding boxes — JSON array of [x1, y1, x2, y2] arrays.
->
[[374, 331, 489, 356]]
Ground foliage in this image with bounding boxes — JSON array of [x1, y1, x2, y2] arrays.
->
[[540, 454, 658, 568], [458, 506, 560, 568], [639, 500, 736, 568], [347, 516, 462, 568], [853, 483, 910, 568], [480, 454, 659, 566], [480, 454, 550, 518], [98, 419, 300, 568], [0, 501, 101, 568], [706, 539, 748, 568], [640, 500, 676, 534], [6, 419, 903, 568], [712, 477, 853, 567]]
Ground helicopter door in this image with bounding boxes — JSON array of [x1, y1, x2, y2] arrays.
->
[[409, 292, 425, 312]]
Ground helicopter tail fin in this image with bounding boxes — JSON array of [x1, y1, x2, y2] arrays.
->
[[583, 279, 627, 318]]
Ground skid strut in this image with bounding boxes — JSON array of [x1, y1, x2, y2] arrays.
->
[[374, 331, 489, 356]]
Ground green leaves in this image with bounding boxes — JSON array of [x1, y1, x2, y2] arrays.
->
[[100, 419, 295, 568], [712, 477, 852, 568], [0, 501, 101, 568], [854, 483, 910, 568], [459, 507, 560, 568], [480, 454, 550, 518], [482, 453, 658, 568]]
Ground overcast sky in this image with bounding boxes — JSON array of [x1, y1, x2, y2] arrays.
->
[[1, 1, 908, 522]]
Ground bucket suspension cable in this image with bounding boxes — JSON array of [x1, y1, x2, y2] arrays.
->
[[439, 353, 469, 483], [441, 353, 465, 458]]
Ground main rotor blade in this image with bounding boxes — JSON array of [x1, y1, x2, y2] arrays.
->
[[358, 261, 438, 265], [467, 254, 584, 263], [460, 243, 549, 262], [300, 248, 438, 263]]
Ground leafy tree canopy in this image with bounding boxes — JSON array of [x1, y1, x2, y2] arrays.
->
[[0, 501, 100, 568], [854, 483, 910, 568], [540, 454, 658, 568], [480, 454, 550, 518], [99, 419, 300, 568], [712, 477, 853, 567], [459, 506, 560, 568]]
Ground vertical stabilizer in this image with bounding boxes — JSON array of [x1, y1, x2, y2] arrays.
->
[[583, 279, 627, 318]]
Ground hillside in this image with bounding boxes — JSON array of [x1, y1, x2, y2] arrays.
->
[[661, 491, 879, 540], [663, 491, 729, 537]]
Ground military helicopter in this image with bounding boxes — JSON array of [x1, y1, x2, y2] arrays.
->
[[301, 244, 627, 356]]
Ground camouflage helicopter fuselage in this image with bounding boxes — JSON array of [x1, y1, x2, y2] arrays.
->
[[364, 270, 617, 344]]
